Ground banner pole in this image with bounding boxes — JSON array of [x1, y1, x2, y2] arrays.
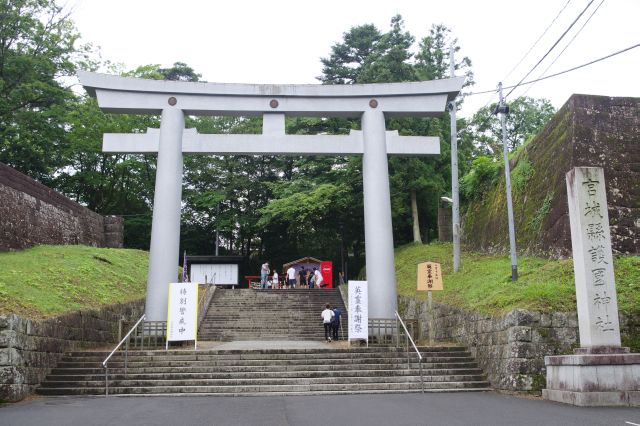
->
[[428, 290, 433, 345]]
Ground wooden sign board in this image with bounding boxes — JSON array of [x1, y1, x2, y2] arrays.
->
[[417, 262, 443, 291]]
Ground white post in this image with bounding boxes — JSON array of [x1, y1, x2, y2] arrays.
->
[[566, 167, 621, 347], [145, 106, 185, 321], [449, 45, 461, 272], [362, 108, 397, 319]]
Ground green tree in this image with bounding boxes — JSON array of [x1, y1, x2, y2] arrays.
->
[[415, 24, 474, 89], [56, 62, 204, 250], [403, 23, 474, 242], [466, 96, 556, 157], [0, 0, 81, 182], [316, 18, 476, 246], [318, 24, 382, 84], [357, 15, 416, 84]]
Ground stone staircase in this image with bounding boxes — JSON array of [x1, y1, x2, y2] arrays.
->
[[36, 346, 490, 396], [35, 287, 491, 396], [198, 288, 348, 341]]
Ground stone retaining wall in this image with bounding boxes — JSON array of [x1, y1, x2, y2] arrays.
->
[[461, 95, 640, 258], [0, 300, 144, 401], [0, 162, 124, 251], [400, 296, 639, 392]]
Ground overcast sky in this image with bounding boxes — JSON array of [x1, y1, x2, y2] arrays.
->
[[69, 0, 639, 117]]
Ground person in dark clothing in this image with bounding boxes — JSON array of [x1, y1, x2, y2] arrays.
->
[[299, 267, 307, 288], [331, 307, 342, 340]]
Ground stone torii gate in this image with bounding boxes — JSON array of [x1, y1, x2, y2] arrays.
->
[[79, 71, 463, 322]]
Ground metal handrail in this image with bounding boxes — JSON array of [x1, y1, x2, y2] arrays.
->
[[103, 314, 145, 396], [394, 310, 424, 393]]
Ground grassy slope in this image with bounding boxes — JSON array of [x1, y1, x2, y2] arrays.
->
[[0, 245, 149, 319], [3, 243, 637, 320], [395, 242, 640, 317]]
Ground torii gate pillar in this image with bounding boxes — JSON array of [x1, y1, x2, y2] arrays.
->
[[362, 109, 397, 318], [79, 71, 463, 322], [146, 108, 184, 320]]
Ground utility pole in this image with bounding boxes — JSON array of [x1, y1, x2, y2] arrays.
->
[[497, 82, 518, 281], [215, 203, 220, 256], [449, 45, 461, 273]]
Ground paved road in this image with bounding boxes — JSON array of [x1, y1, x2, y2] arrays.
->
[[1, 392, 638, 426]]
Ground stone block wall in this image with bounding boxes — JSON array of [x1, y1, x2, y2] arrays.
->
[[0, 300, 144, 401], [400, 296, 639, 392], [0, 162, 124, 251], [462, 95, 639, 258]]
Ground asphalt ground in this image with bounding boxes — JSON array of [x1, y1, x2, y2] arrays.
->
[[1, 392, 638, 426]]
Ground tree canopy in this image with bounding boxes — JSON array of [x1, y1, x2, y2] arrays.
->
[[0, 8, 558, 276], [465, 96, 556, 157], [0, 0, 81, 182]]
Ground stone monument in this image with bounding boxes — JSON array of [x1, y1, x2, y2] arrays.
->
[[543, 167, 639, 406]]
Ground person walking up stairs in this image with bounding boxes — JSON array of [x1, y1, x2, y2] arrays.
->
[[321, 304, 334, 342]]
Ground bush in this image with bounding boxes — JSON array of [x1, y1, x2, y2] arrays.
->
[[460, 156, 500, 201], [511, 154, 534, 193]]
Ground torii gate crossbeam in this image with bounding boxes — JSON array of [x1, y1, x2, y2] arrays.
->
[[79, 71, 463, 322]]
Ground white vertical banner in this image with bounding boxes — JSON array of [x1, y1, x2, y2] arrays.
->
[[166, 282, 198, 345], [348, 281, 368, 341]]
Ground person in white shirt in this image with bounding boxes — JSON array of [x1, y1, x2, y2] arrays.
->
[[260, 262, 270, 289], [271, 271, 279, 289], [321, 304, 335, 342], [286, 266, 296, 289], [313, 268, 323, 288]]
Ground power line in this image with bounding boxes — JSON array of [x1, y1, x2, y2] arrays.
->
[[479, 90, 499, 111], [502, 0, 573, 83], [505, 0, 596, 99], [521, 0, 605, 97], [510, 44, 638, 89], [467, 43, 639, 97]]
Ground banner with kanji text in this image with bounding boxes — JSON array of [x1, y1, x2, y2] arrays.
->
[[166, 282, 198, 342], [348, 281, 368, 340]]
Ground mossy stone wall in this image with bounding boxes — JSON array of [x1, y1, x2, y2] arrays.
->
[[462, 95, 639, 257]]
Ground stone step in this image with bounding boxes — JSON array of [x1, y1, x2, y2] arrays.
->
[[36, 285, 490, 398], [199, 288, 348, 341], [197, 332, 348, 340], [40, 374, 487, 389], [196, 330, 340, 334], [198, 324, 345, 327], [59, 351, 471, 362], [200, 321, 345, 324], [37, 380, 490, 396], [38, 387, 492, 397], [44, 368, 484, 381], [64, 346, 466, 357], [51, 361, 480, 375], [57, 356, 475, 369]]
